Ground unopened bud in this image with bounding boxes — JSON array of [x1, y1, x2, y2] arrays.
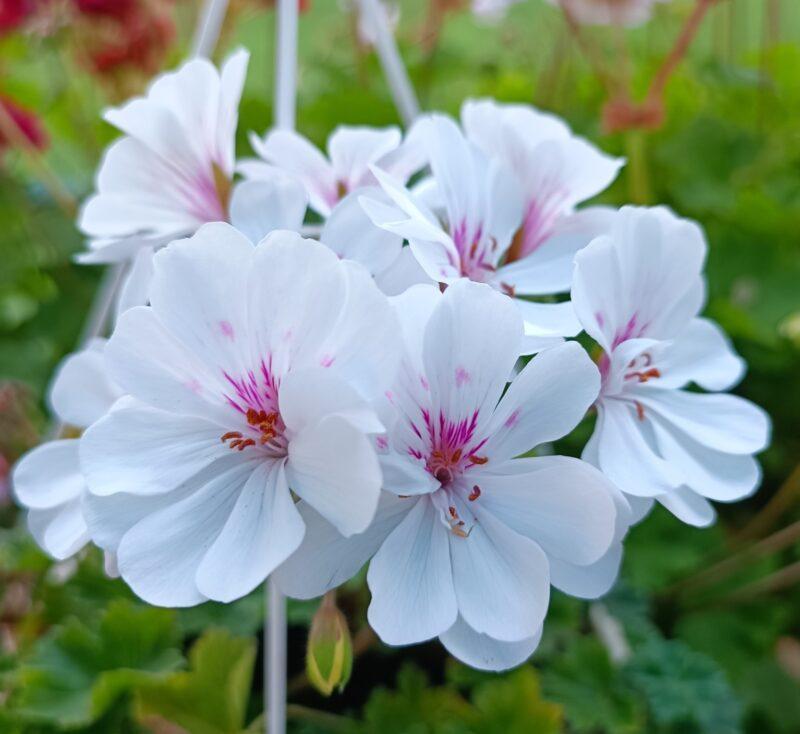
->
[[306, 592, 353, 696]]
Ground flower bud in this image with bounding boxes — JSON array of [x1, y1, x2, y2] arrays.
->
[[306, 593, 353, 697]]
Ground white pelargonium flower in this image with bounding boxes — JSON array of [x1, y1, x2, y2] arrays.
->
[[78, 49, 249, 266], [573, 206, 770, 527], [12, 340, 121, 559], [81, 223, 401, 607], [546, 0, 669, 28], [242, 124, 423, 218], [461, 98, 622, 289], [362, 113, 611, 350], [275, 280, 620, 671]]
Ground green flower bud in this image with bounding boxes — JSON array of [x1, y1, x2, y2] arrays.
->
[[306, 593, 353, 697]]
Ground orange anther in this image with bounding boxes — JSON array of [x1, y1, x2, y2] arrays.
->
[[635, 401, 645, 421], [469, 455, 488, 465], [468, 485, 481, 501], [221, 431, 243, 443]]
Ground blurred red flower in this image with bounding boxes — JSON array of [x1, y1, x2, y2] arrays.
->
[[0, 0, 33, 34], [72, 0, 134, 18]]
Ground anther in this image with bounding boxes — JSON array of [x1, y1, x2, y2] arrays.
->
[[468, 455, 488, 465], [635, 401, 645, 421], [221, 431, 243, 443], [469, 485, 481, 501]]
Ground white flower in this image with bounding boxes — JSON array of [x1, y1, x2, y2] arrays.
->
[[78, 49, 250, 265], [242, 124, 424, 218], [81, 223, 401, 607], [274, 280, 620, 671], [12, 341, 121, 560], [362, 113, 608, 350], [573, 206, 770, 527], [546, 0, 669, 28]]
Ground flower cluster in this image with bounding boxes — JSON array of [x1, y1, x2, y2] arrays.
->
[[13, 51, 769, 671]]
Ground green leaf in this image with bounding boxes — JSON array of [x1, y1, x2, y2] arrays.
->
[[471, 667, 563, 734], [135, 629, 257, 734], [542, 637, 644, 734], [624, 637, 743, 734], [11, 599, 182, 728]]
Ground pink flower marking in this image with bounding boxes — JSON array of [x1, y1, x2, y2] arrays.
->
[[454, 367, 471, 387], [219, 320, 235, 340]]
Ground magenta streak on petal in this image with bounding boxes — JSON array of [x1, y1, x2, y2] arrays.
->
[[611, 314, 641, 349], [221, 356, 288, 456], [451, 218, 495, 282], [515, 187, 569, 260]]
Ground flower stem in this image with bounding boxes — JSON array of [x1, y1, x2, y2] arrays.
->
[[192, 0, 232, 58], [355, 0, 420, 127], [266, 578, 287, 734]]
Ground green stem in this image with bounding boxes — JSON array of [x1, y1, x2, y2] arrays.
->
[[625, 130, 651, 205]]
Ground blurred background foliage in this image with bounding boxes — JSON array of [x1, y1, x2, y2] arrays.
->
[[1, 0, 799, 732]]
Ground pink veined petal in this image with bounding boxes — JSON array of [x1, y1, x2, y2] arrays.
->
[[367, 496, 458, 645]]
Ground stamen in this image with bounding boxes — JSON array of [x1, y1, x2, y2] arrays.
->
[[468, 454, 488, 466], [221, 431, 242, 443], [468, 485, 481, 501], [635, 401, 645, 421], [500, 282, 516, 297]]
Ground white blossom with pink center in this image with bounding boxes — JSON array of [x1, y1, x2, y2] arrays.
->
[[274, 280, 621, 670], [546, 0, 671, 28], [573, 206, 771, 527], [78, 49, 249, 266], [241, 123, 425, 218], [361, 113, 604, 351], [80, 224, 401, 607], [13, 340, 122, 560], [461, 99, 622, 287]]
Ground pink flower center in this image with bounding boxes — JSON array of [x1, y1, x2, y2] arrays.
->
[[220, 359, 288, 457]]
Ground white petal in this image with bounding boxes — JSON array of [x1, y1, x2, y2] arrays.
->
[[320, 188, 402, 276], [273, 492, 411, 599], [494, 206, 615, 295], [196, 460, 304, 602], [81, 403, 228, 497], [13, 440, 85, 510], [367, 496, 458, 645], [115, 246, 155, 316], [287, 413, 382, 537], [27, 500, 89, 560], [450, 506, 549, 641], [105, 306, 229, 421], [549, 544, 623, 599], [594, 399, 684, 496], [327, 126, 401, 191], [474, 456, 617, 566], [250, 129, 337, 216], [440, 616, 542, 671], [636, 387, 770, 455], [116, 457, 257, 607], [375, 246, 434, 296], [149, 223, 254, 376], [650, 414, 762, 502], [485, 341, 599, 462], [229, 177, 308, 243], [653, 318, 745, 391], [49, 342, 119, 429], [658, 487, 717, 528], [514, 299, 582, 339], [379, 452, 440, 496]]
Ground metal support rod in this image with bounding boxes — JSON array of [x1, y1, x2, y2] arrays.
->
[[266, 578, 287, 734], [356, 0, 420, 126], [266, 3, 299, 734]]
